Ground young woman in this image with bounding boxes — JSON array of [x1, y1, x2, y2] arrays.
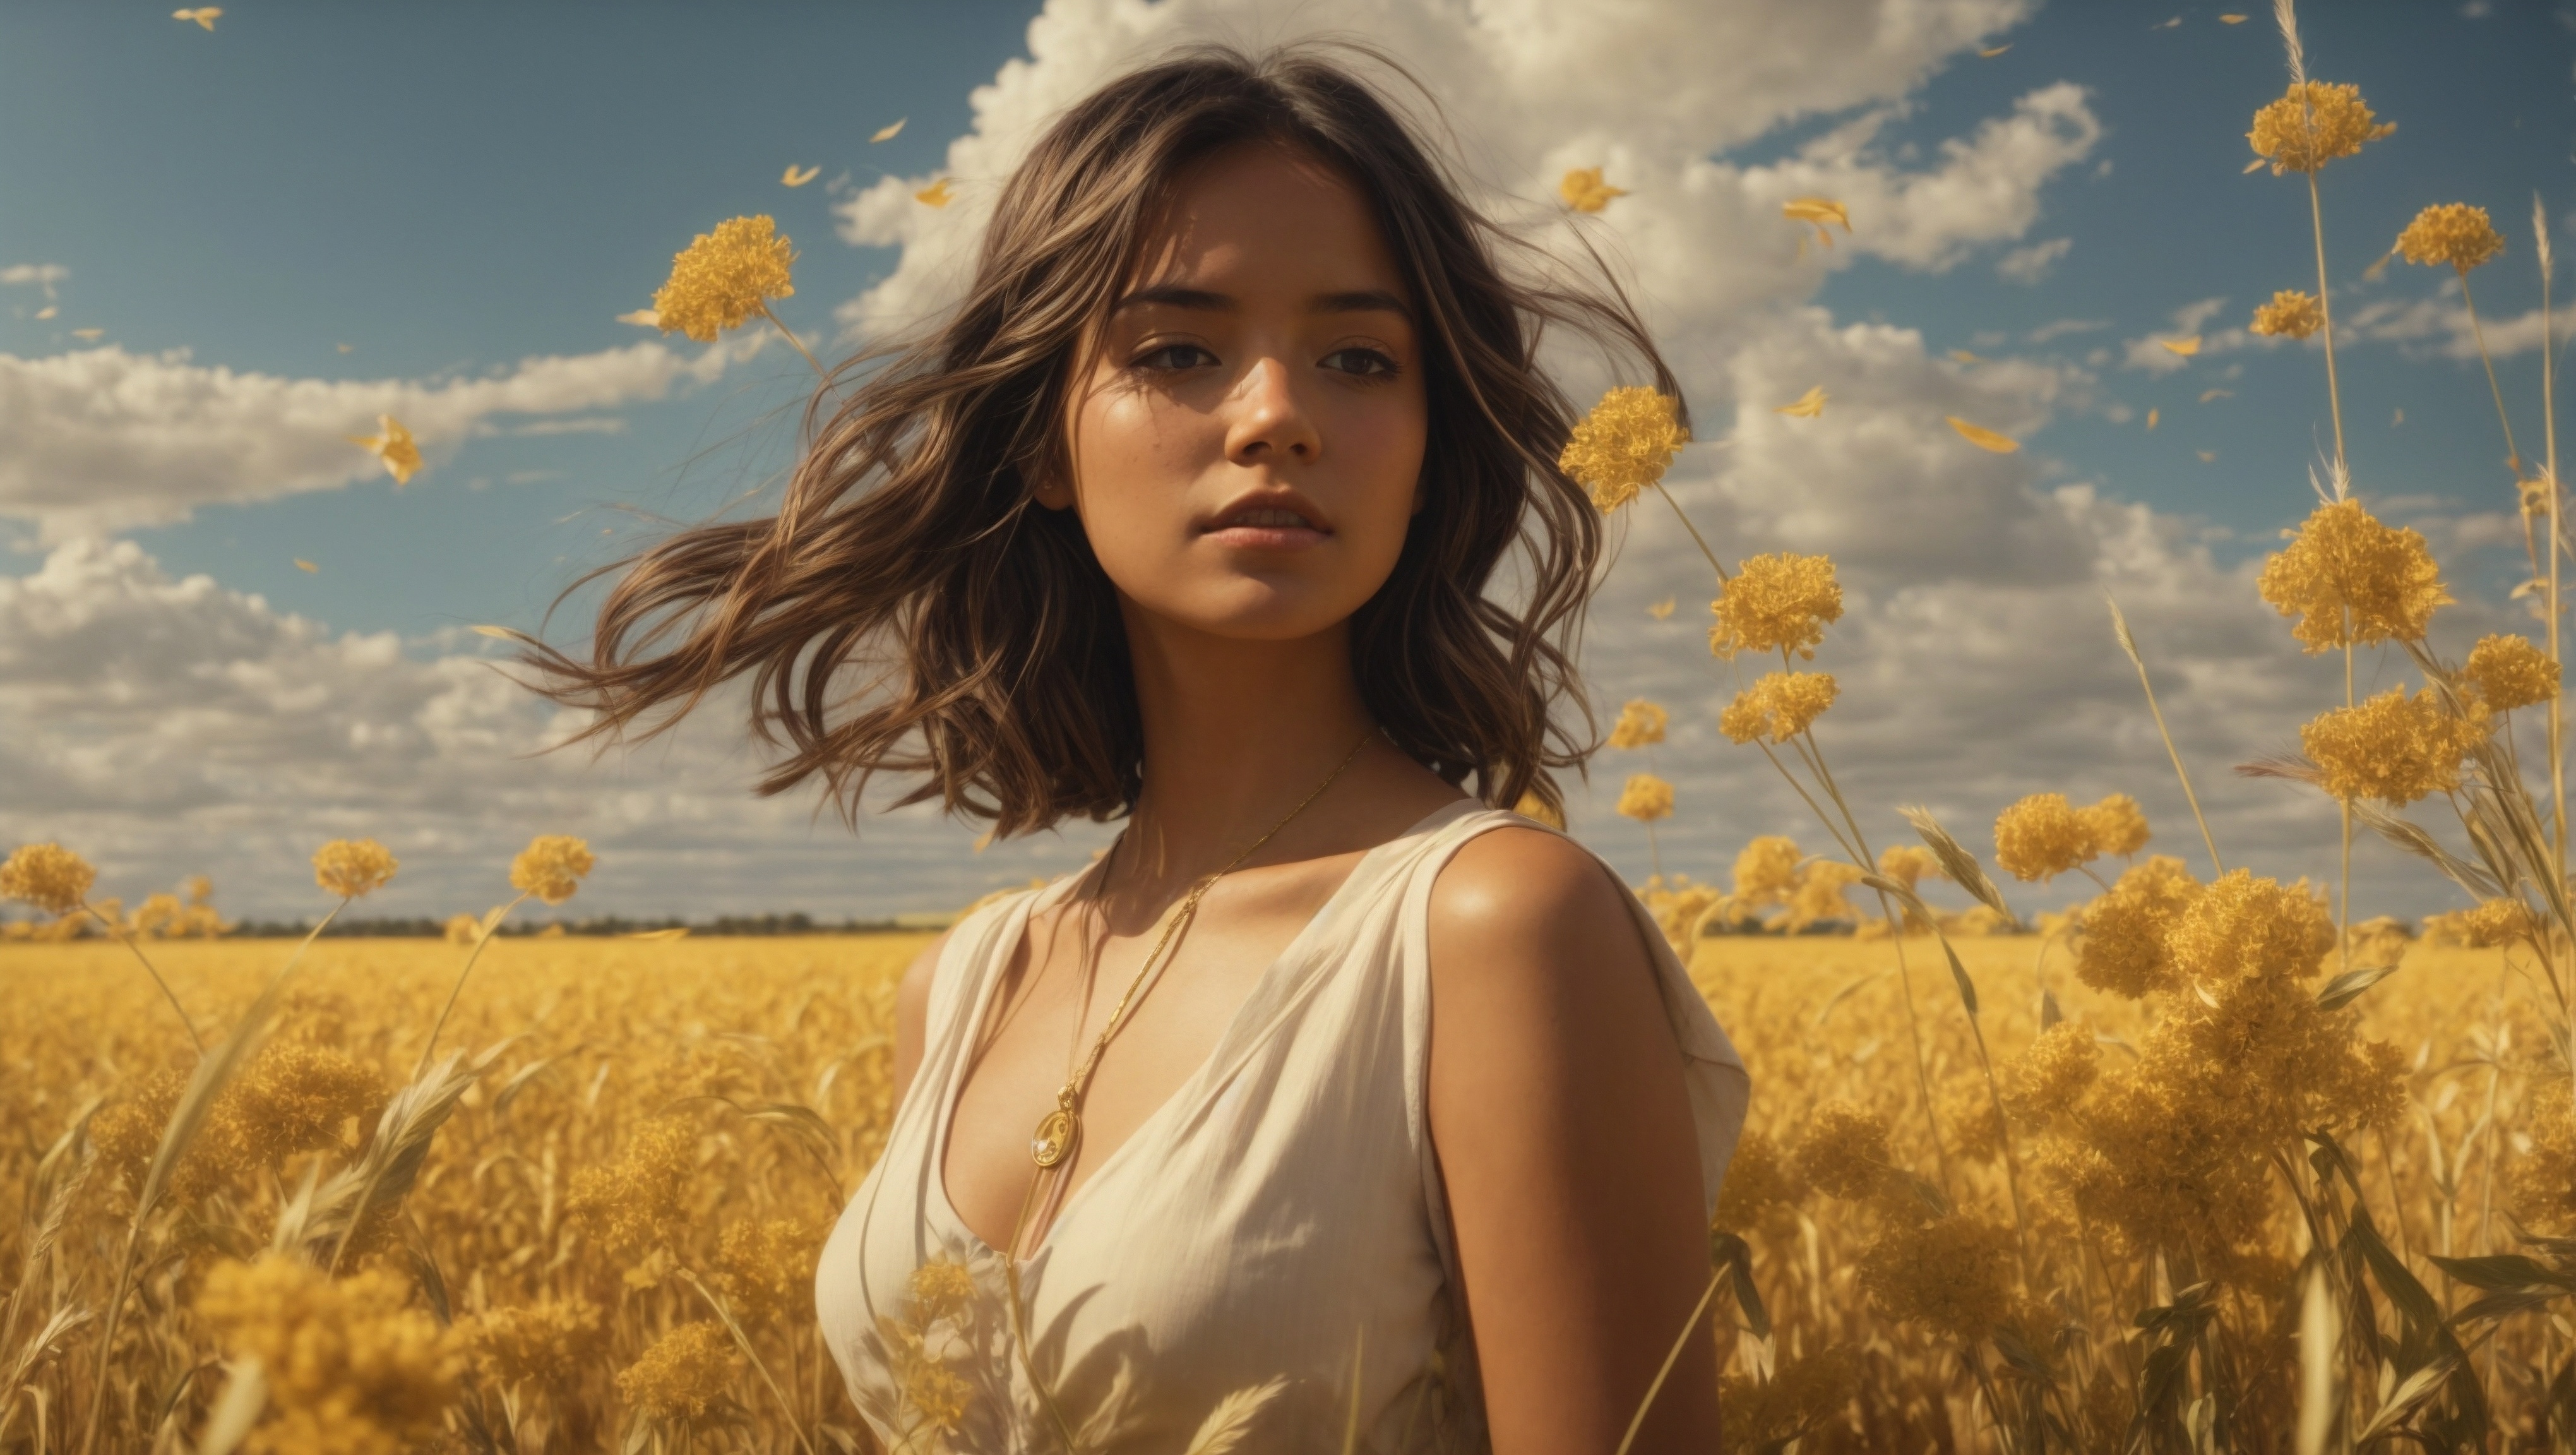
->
[[536, 44, 1748, 1455]]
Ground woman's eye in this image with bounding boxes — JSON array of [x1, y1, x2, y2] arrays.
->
[[1321, 347, 1399, 378], [1133, 343, 1217, 371]]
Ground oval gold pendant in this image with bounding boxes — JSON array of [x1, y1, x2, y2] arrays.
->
[[1030, 1108, 1078, 1169]]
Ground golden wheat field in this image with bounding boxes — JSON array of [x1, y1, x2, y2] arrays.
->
[[0, 916, 2565, 1453]]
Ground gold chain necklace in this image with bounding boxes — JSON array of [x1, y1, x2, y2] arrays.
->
[[1025, 729, 1372, 1173]]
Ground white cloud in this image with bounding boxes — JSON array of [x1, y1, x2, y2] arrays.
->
[[2344, 289, 2553, 360], [0, 335, 762, 539], [1, 264, 68, 297], [1996, 236, 2071, 284]]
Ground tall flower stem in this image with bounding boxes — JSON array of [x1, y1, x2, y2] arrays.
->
[[2306, 172, 2348, 472], [2537, 195, 2564, 894], [413, 893, 532, 1082], [79, 900, 200, 1051], [756, 302, 832, 384], [2458, 272, 2523, 477], [2108, 595, 2225, 875], [1654, 481, 1732, 585]]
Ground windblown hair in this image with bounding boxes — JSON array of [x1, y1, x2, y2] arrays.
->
[[527, 40, 1681, 839]]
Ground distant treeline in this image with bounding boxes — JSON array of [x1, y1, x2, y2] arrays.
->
[[222, 913, 934, 938]]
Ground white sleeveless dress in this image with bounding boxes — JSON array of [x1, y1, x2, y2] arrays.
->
[[814, 803, 1751, 1453]]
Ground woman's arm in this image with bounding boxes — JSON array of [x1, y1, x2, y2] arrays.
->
[[889, 928, 951, 1113], [1427, 827, 1720, 1454]]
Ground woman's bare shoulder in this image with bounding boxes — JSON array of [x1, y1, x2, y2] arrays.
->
[[1426, 823, 1637, 959]]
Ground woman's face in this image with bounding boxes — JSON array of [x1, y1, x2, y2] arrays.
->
[[1047, 141, 1428, 644]]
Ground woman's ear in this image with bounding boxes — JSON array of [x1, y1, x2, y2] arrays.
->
[[1029, 462, 1077, 512]]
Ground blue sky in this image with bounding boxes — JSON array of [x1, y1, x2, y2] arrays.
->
[[6, 0, 2575, 920]]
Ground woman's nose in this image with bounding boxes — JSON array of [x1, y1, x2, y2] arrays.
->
[[1225, 356, 1320, 466]]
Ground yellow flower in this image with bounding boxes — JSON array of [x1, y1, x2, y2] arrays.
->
[[196, 1254, 464, 1455], [1558, 166, 1629, 213], [1718, 1346, 1860, 1454], [2248, 81, 2394, 175], [1732, 835, 1803, 907], [905, 1257, 979, 1325], [2301, 686, 2484, 806], [1, 842, 94, 915], [2396, 202, 2505, 273], [1710, 552, 1844, 661], [1784, 859, 1866, 930], [652, 215, 796, 343], [2250, 289, 2325, 340], [1859, 1212, 2015, 1339], [311, 838, 398, 899], [1719, 671, 1839, 744], [900, 1357, 972, 1434], [1559, 386, 1687, 512], [2465, 633, 2560, 711], [510, 834, 595, 904], [1607, 698, 1669, 749], [1616, 772, 1674, 823], [2079, 792, 2150, 858], [1994, 793, 2096, 882], [2450, 896, 2537, 949], [2257, 498, 2450, 652], [2074, 856, 2200, 998], [1876, 844, 1944, 890], [2165, 868, 2334, 985], [567, 1116, 695, 1262], [347, 414, 423, 486], [1796, 1100, 1891, 1201], [1509, 788, 1565, 829], [616, 1320, 738, 1422], [1711, 1128, 1799, 1233], [1999, 1019, 2101, 1125], [467, 1298, 605, 1387], [717, 1216, 827, 1325]]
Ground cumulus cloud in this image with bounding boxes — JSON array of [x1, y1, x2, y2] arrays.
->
[[0, 334, 761, 539], [1996, 236, 2071, 284]]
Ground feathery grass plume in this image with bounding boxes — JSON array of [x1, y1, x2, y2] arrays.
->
[[194, 1254, 465, 1455], [1709, 552, 1843, 659], [1993, 793, 2099, 882], [2258, 498, 2451, 651], [1558, 386, 1687, 512], [1719, 671, 1839, 744], [1181, 1377, 1289, 1455], [1795, 1100, 1892, 1201], [465, 1298, 605, 1387], [2301, 687, 2486, 805], [2248, 80, 2394, 174], [2251, 288, 2325, 339], [509, 834, 595, 904], [1, 842, 93, 916], [2074, 856, 2202, 998], [2397, 202, 2505, 273], [1732, 835, 1803, 910], [310, 839, 397, 900], [2465, 632, 2561, 710], [653, 215, 795, 342], [305, 1046, 499, 1275], [1558, 166, 1628, 213], [1615, 773, 1674, 822], [1606, 697, 1669, 749], [2080, 792, 2151, 857], [616, 1320, 739, 1423]]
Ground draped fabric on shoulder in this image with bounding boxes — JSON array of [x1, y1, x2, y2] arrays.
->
[[815, 802, 1751, 1453]]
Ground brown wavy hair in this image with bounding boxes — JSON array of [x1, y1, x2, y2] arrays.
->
[[526, 40, 1681, 839]]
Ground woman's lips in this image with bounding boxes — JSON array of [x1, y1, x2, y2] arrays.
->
[[1202, 505, 1330, 549]]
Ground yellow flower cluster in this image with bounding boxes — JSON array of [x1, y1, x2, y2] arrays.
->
[[2247, 81, 2394, 174], [2, 842, 94, 917], [466, 1298, 606, 1387], [1719, 671, 1838, 744], [1711, 1127, 1799, 1235], [510, 834, 596, 905], [1732, 835, 1804, 909], [1638, 873, 1724, 955], [2423, 896, 2535, 950], [2250, 289, 2325, 340], [566, 1115, 696, 1266], [1558, 386, 1688, 512], [2465, 633, 2560, 712], [1875, 844, 1943, 890], [2396, 201, 2505, 273], [717, 1216, 828, 1325], [2073, 856, 2200, 998], [1858, 1212, 2016, 1339], [616, 1320, 739, 1422], [2165, 869, 2335, 986], [195, 1254, 465, 1455], [2257, 498, 2450, 652], [1783, 859, 1866, 931], [1998, 1019, 2101, 1126], [1606, 697, 1669, 749], [1710, 553, 1844, 661], [1992, 791, 2146, 883], [653, 215, 796, 343], [1796, 1099, 1891, 1202], [311, 838, 398, 900], [1616, 772, 1674, 823], [1717, 1346, 1861, 1454], [2301, 687, 2484, 805]]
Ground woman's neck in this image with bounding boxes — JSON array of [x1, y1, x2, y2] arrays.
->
[[1116, 606, 1377, 891]]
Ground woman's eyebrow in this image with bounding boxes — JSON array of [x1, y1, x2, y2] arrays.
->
[[1111, 284, 1233, 315], [1308, 289, 1412, 322]]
